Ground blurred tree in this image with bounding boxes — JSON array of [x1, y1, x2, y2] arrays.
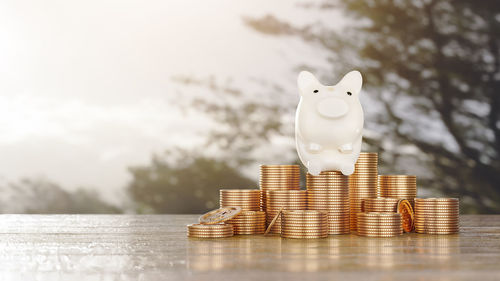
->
[[242, 0, 500, 213], [127, 149, 257, 214], [0, 178, 122, 214]]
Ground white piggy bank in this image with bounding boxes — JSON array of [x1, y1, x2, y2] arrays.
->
[[295, 70, 364, 176]]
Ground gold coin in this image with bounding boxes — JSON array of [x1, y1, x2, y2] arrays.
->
[[415, 215, 459, 218], [188, 234, 233, 238], [231, 220, 266, 224], [396, 199, 414, 233], [414, 226, 459, 230], [188, 223, 233, 229], [228, 217, 266, 220], [230, 217, 266, 220], [356, 233, 401, 237], [327, 216, 350, 219], [282, 227, 327, 232], [188, 231, 234, 236], [357, 231, 402, 235], [414, 220, 459, 225], [220, 189, 260, 192], [232, 226, 266, 229], [416, 205, 459, 209], [198, 207, 242, 224], [379, 174, 416, 178], [415, 211, 459, 215], [267, 190, 306, 194], [357, 218, 402, 222], [188, 233, 234, 238], [307, 190, 348, 193], [415, 203, 459, 206], [221, 206, 260, 211], [281, 217, 328, 221], [220, 195, 260, 199], [264, 207, 283, 235], [415, 197, 458, 202], [188, 222, 232, 227], [415, 226, 460, 230], [187, 232, 234, 235], [234, 231, 265, 234], [282, 229, 328, 234], [358, 225, 402, 229], [281, 234, 328, 239], [282, 221, 328, 225]]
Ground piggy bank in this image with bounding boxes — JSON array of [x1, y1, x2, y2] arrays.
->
[[295, 70, 364, 176]]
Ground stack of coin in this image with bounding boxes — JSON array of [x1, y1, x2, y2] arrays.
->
[[363, 197, 399, 213], [266, 190, 307, 234], [187, 223, 234, 238], [356, 212, 403, 237], [260, 165, 301, 212], [281, 210, 328, 239], [415, 198, 459, 234], [219, 189, 260, 211], [378, 175, 417, 206], [348, 152, 378, 231], [226, 210, 266, 235], [306, 171, 349, 234]]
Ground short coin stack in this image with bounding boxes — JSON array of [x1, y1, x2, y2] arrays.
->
[[260, 165, 300, 212], [266, 190, 307, 234], [226, 211, 266, 234], [378, 175, 417, 206], [356, 212, 403, 237], [306, 171, 349, 234], [415, 198, 459, 234], [187, 224, 234, 238], [363, 197, 400, 213], [281, 210, 328, 239], [348, 152, 378, 231], [220, 189, 260, 211]]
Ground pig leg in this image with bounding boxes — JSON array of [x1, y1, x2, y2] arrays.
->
[[340, 163, 355, 176], [339, 143, 353, 153], [307, 160, 323, 176]]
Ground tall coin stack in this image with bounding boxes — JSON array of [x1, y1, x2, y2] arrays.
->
[[306, 171, 350, 234], [219, 189, 260, 211], [226, 210, 266, 234], [266, 190, 307, 234], [363, 197, 400, 213], [378, 175, 417, 206], [259, 165, 300, 212], [348, 152, 378, 231], [187, 224, 234, 238], [281, 210, 328, 239], [415, 198, 459, 234], [356, 212, 403, 237]]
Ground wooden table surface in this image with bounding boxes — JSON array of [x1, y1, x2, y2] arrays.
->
[[0, 214, 499, 281]]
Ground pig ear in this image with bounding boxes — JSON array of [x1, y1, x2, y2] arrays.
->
[[297, 71, 320, 96], [337, 70, 362, 94]]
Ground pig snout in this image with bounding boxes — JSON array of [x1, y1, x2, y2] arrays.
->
[[316, 97, 349, 118]]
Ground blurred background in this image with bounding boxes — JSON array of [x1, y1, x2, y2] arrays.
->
[[0, 0, 499, 214]]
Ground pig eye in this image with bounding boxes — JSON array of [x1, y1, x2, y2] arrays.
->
[[313, 90, 319, 93], [347, 91, 352, 96]]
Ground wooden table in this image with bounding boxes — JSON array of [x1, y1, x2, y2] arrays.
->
[[0, 215, 499, 280]]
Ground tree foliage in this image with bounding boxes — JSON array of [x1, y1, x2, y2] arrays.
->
[[127, 150, 257, 214], [0, 178, 122, 214]]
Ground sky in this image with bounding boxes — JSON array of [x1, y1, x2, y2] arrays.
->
[[0, 0, 338, 204]]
